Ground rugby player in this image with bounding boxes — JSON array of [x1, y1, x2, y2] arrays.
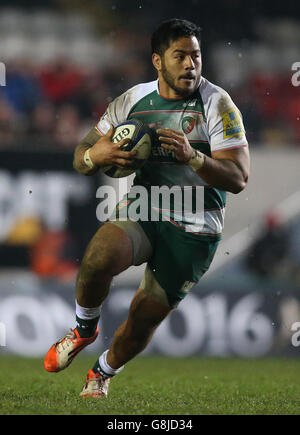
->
[[44, 18, 250, 398]]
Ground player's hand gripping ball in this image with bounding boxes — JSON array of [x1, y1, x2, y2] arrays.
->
[[102, 119, 153, 178]]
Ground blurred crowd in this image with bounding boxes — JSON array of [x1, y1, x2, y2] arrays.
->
[[0, 7, 299, 151], [231, 72, 300, 147], [0, 56, 151, 151], [0, 7, 151, 151], [246, 210, 300, 291], [1, 60, 299, 151]]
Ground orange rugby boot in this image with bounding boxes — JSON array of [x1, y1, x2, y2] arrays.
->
[[80, 369, 110, 398], [44, 327, 99, 373]]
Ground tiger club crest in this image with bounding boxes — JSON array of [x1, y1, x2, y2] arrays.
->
[[181, 116, 196, 134]]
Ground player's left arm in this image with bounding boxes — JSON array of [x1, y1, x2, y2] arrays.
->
[[158, 90, 250, 194], [197, 145, 250, 193], [157, 128, 250, 194]]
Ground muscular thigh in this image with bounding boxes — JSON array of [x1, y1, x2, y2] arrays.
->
[[83, 222, 134, 276]]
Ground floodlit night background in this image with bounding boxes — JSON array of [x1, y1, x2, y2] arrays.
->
[[0, 0, 300, 357]]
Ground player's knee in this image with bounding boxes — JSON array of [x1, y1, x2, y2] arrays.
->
[[81, 249, 114, 278], [78, 242, 115, 281]]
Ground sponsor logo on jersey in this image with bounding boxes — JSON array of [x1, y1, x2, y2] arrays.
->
[[181, 116, 196, 134], [151, 146, 175, 158], [222, 108, 243, 138]]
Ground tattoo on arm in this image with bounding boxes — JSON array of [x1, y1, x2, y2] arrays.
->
[[73, 128, 101, 175]]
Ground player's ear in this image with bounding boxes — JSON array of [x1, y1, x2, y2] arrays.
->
[[152, 53, 162, 72]]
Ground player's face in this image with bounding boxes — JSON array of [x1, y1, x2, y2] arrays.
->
[[157, 36, 202, 98]]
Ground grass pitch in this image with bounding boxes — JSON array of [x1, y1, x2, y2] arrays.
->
[[0, 355, 299, 415]]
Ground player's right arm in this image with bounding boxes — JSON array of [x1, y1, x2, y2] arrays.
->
[[73, 125, 136, 176], [74, 83, 157, 175]]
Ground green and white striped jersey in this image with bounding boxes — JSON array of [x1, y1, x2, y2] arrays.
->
[[96, 77, 248, 238]]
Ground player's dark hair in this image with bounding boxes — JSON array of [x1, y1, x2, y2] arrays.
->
[[151, 18, 202, 56]]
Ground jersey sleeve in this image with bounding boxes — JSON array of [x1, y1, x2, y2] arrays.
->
[[206, 90, 248, 152], [94, 80, 158, 136], [95, 91, 132, 136]]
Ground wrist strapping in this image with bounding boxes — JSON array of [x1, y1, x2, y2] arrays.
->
[[188, 149, 205, 172], [83, 148, 95, 169]]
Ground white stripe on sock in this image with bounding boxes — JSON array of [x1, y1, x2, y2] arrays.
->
[[99, 350, 124, 376], [75, 300, 101, 320]]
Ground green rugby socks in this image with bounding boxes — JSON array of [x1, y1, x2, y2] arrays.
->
[[75, 300, 101, 338], [92, 350, 124, 378]]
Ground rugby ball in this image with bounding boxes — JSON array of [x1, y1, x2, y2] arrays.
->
[[102, 119, 152, 178]]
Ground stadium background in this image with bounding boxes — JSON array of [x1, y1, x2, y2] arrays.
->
[[0, 0, 299, 360]]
